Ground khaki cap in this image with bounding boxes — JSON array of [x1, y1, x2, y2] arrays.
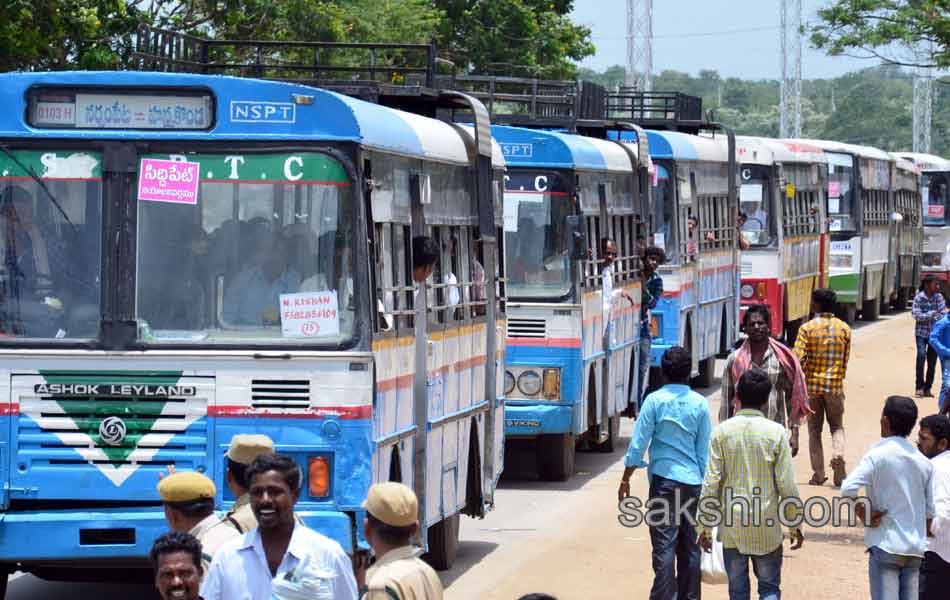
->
[[363, 482, 418, 528], [227, 434, 274, 465], [158, 471, 216, 503]]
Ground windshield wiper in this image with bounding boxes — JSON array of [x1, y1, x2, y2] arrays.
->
[[0, 144, 77, 232]]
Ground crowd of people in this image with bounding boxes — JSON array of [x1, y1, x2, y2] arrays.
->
[[622, 284, 950, 600]]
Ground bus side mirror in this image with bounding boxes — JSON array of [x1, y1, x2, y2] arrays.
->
[[566, 215, 587, 260]]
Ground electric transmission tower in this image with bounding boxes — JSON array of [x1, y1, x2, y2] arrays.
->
[[779, 0, 803, 138], [913, 44, 934, 153], [626, 0, 653, 91]]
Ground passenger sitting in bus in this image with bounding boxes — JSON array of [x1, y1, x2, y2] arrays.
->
[[222, 234, 301, 326], [686, 216, 716, 260], [412, 235, 440, 283], [0, 185, 65, 336]]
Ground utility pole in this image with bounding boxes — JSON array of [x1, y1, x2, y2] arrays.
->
[[626, 0, 653, 91], [779, 0, 803, 138], [913, 43, 934, 153]]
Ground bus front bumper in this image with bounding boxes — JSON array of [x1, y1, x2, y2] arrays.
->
[[504, 403, 573, 437], [0, 507, 353, 561]]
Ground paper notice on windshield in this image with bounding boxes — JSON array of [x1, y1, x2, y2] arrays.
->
[[740, 184, 763, 203], [829, 219, 842, 232], [828, 180, 841, 199], [653, 232, 665, 251], [929, 204, 945, 219], [503, 195, 519, 232], [828, 197, 840, 214], [279, 291, 340, 338], [138, 158, 200, 205]]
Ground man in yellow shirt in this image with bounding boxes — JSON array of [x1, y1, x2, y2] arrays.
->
[[794, 288, 852, 486]]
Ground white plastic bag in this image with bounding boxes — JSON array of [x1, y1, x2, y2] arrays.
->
[[700, 527, 728, 585], [272, 554, 336, 600]]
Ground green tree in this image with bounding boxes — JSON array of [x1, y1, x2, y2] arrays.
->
[[435, 0, 594, 79], [811, 0, 950, 69]]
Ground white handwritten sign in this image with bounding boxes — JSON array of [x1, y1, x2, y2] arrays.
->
[[279, 291, 340, 338]]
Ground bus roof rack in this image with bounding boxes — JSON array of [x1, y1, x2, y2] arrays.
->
[[606, 89, 707, 133], [131, 25, 453, 113], [437, 75, 607, 129]]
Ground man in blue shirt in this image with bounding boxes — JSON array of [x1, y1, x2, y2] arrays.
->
[[618, 346, 711, 600], [930, 313, 950, 414], [840, 395, 935, 600]]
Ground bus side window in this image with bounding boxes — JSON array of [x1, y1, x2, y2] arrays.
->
[[393, 224, 413, 331], [374, 222, 393, 334]]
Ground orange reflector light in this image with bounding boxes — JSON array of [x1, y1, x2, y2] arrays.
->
[[308, 456, 330, 498], [756, 282, 767, 300], [542, 368, 561, 399]]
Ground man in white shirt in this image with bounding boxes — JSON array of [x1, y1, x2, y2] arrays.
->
[[840, 395, 935, 600], [600, 238, 635, 349], [917, 414, 950, 600], [201, 453, 358, 600]]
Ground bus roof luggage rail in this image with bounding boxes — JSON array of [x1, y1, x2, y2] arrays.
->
[[606, 89, 707, 133], [438, 74, 607, 130]]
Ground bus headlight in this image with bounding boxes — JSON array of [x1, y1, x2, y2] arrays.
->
[[740, 284, 754, 299], [504, 371, 516, 395], [517, 370, 542, 396], [541, 368, 561, 400]]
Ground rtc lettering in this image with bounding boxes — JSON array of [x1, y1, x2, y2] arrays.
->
[[224, 156, 245, 180]]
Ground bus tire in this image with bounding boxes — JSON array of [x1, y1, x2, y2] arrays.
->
[[423, 513, 460, 571], [537, 433, 575, 481], [693, 356, 716, 389], [879, 294, 892, 315], [862, 297, 880, 321], [595, 415, 621, 453]]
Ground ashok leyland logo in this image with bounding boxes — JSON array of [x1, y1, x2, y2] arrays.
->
[[22, 372, 203, 486], [98, 416, 128, 446]]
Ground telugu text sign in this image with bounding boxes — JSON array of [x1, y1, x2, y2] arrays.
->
[[279, 291, 340, 338], [138, 159, 200, 205]]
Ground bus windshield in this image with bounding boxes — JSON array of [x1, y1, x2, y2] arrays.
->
[[827, 153, 857, 233], [924, 173, 950, 227], [504, 172, 573, 300], [739, 165, 772, 246], [135, 151, 356, 346], [0, 150, 102, 340]]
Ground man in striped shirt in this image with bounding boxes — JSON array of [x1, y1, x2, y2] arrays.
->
[[698, 368, 804, 599], [794, 288, 852, 486]]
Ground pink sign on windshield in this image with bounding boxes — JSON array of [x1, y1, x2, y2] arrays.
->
[[138, 158, 200, 205], [928, 204, 945, 219]]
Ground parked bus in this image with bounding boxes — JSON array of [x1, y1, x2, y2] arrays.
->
[[615, 129, 739, 387], [735, 137, 828, 341], [890, 155, 923, 307], [896, 153, 950, 293], [790, 140, 897, 323], [0, 69, 505, 589], [495, 124, 646, 481]]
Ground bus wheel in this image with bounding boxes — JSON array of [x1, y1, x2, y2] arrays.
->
[[693, 356, 716, 389], [843, 304, 857, 325], [879, 294, 892, 315], [537, 433, 575, 481], [595, 416, 621, 453], [423, 513, 460, 571], [862, 297, 880, 321]]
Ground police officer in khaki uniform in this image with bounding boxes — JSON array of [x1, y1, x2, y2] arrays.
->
[[361, 482, 444, 600], [157, 471, 241, 575], [223, 433, 274, 532]]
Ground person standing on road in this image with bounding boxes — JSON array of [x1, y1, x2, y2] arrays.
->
[[151, 531, 205, 600], [913, 277, 946, 398], [637, 245, 665, 409], [202, 453, 358, 600], [360, 482, 443, 600], [794, 288, 852, 486], [840, 396, 934, 600], [720, 305, 811, 455], [917, 414, 950, 600], [929, 310, 950, 415], [697, 368, 805, 600], [618, 346, 712, 600]]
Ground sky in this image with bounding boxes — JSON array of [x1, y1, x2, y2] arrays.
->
[[570, 0, 876, 80]]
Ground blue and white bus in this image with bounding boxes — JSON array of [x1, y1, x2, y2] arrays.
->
[[496, 125, 647, 480], [617, 129, 739, 386], [896, 152, 950, 294], [0, 70, 505, 589]]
